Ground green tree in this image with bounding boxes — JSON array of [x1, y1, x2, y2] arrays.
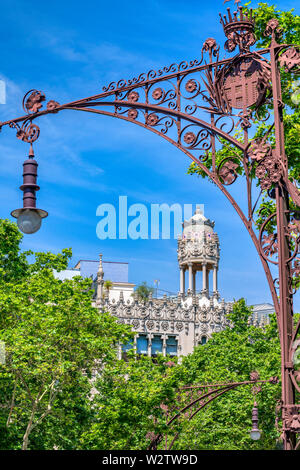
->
[[134, 282, 154, 303], [0, 219, 132, 450], [78, 301, 298, 451], [103, 279, 113, 296], [79, 355, 179, 450], [168, 300, 284, 450]]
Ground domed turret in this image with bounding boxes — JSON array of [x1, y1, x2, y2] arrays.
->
[[177, 206, 220, 298]]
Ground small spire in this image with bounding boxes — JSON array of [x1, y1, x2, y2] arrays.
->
[[97, 253, 104, 280], [98, 253, 103, 271], [239, 5, 243, 20], [29, 143, 34, 159], [195, 204, 202, 215]]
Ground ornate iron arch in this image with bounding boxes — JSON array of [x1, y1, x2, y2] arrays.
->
[[1, 4, 300, 449], [148, 373, 279, 450]]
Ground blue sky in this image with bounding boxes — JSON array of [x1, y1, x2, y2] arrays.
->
[[0, 0, 299, 309]]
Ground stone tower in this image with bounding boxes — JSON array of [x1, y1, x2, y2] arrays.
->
[[177, 207, 220, 299]]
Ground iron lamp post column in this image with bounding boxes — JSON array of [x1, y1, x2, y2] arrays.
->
[[270, 32, 296, 450]]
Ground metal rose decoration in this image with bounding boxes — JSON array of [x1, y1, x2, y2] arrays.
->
[[217, 159, 239, 185], [183, 131, 196, 145], [202, 37, 220, 59], [292, 257, 300, 279], [23, 89, 46, 114], [249, 140, 272, 162], [255, 157, 282, 191], [248, 139, 282, 191], [46, 100, 60, 112], [250, 371, 260, 382], [146, 113, 159, 127], [261, 233, 278, 258], [128, 91, 139, 102], [283, 407, 300, 433], [152, 88, 163, 100], [279, 47, 300, 73], [185, 79, 198, 94], [128, 108, 138, 120], [264, 18, 283, 41]]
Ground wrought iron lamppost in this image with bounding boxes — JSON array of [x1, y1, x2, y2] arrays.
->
[[0, 2, 299, 449], [250, 401, 261, 441], [11, 144, 48, 234]]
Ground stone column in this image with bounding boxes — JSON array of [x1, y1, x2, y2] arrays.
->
[[188, 263, 193, 292], [202, 263, 207, 291], [206, 268, 209, 294], [213, 264, 218, 295], [180, 267, 185, 294], [201, 263, 209, 297], [162, 336, 167, 357], [96, 253, 104, 305], [192, 270, 196, 294], [147, 335, 152, 357]]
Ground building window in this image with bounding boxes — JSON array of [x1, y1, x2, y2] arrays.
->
[[137, 335, 148, 356], [200, 336, 207, 345], [122, 339, 133, 361], [166, 336, 178, 357], [151, 336, 163, 357]]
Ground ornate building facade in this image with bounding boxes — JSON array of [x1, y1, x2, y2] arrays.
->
[[94, 209, 234, 358], [56, 208, 271, 358]]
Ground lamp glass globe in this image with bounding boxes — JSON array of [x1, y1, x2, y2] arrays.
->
[[17, 209, 41, 234], [250, 430, 261, 441]]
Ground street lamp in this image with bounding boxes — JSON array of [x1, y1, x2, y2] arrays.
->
[[11, 145, 47, 234], [250, 401, 261, 441]]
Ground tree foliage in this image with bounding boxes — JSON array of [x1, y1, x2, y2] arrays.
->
[[78, 300, 296, 450], [134, 282, 154, 303], [79, 355, 180, 450], [0, 219, 132, 450], [0, 222, 296, 450], [170, 299, 282, 450]]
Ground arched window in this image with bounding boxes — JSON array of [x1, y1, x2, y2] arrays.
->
[[166, 336, 178, 356], [151, 336, 163, 357], [201, 336, 207, 345], [137, 335, 148, 356]]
